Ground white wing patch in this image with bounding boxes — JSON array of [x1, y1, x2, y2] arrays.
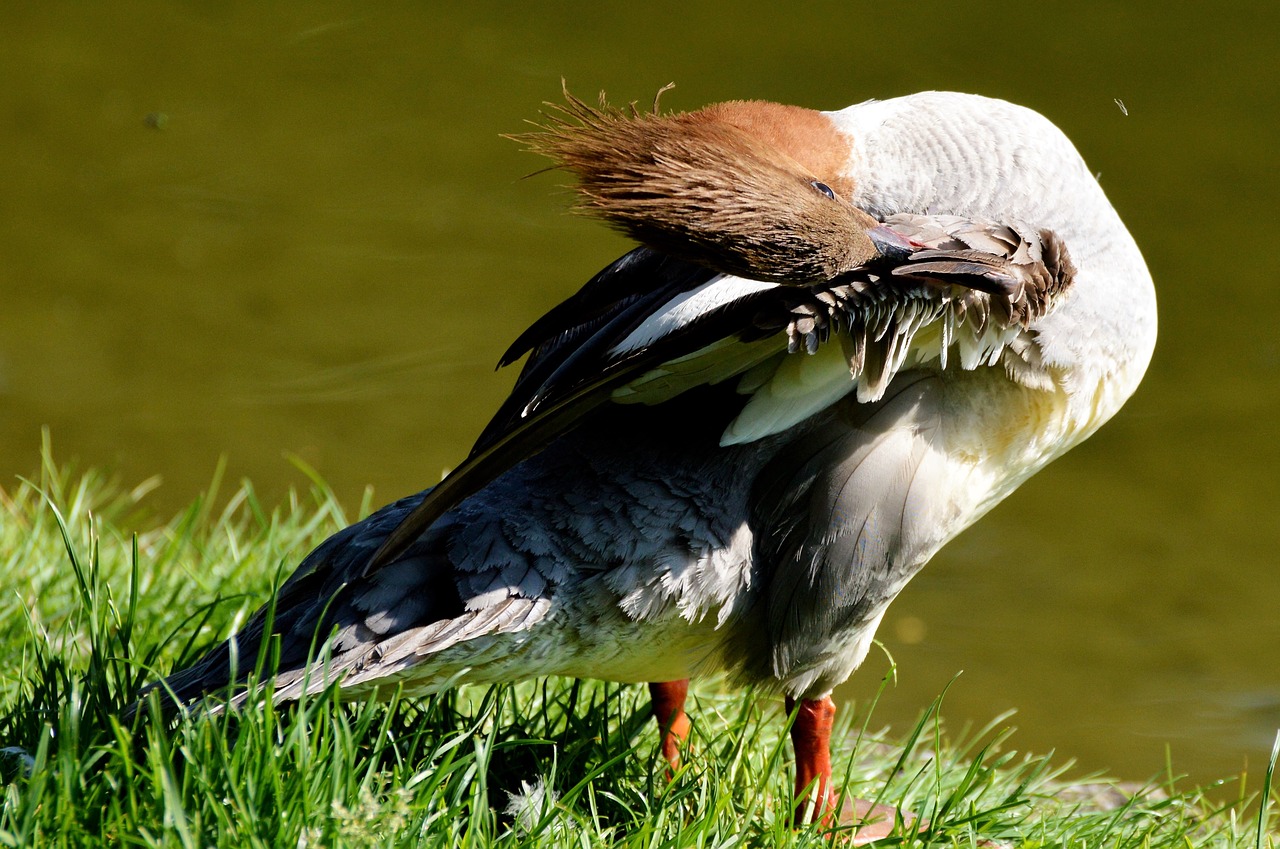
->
[[609, 276, 777, 355], [610, 336, 783, 406], [720, 340, 854, 446], [606, 217, 1071, 450]]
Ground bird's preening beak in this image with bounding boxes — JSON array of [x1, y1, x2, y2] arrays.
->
[[865, 223, 919, 261]]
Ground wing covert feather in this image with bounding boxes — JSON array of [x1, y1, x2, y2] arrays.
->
[[367, 216, 1074, 576]]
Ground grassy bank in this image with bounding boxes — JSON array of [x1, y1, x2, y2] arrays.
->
[[1, 450, 1274, 847]]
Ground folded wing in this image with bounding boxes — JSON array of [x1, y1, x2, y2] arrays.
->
[[364, 214, 1075, 575]]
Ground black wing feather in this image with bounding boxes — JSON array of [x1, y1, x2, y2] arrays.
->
[[366, 217, 1074, 576], [366, 256, 781, 575]]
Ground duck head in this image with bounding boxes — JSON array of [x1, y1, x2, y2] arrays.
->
[[518, 90, 906, 284]]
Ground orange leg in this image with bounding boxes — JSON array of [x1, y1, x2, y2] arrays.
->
[[787, 695, 918, 843], [648, 679, 692, 773], [786, 695, 839, 824]]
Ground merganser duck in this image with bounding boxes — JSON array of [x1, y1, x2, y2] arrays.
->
[[151, 89, 1156, 837]]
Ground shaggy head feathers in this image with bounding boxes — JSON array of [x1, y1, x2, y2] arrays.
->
[[516, 89, 884, 284]]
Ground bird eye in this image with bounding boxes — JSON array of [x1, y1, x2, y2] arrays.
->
[[810, 180, 836, 200]]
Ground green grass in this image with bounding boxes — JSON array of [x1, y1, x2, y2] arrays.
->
[[1, 443, 1275, 847]]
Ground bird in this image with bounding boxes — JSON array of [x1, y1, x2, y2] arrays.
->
[[147, 89, 1157, 837]]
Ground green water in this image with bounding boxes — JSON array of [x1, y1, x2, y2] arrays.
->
[[2, 2, 1276, 788]]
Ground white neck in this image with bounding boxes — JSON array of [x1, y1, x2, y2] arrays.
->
[[825, 92, 1157, 429]]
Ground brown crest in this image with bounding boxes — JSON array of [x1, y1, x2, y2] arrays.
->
[[514, 87, 881, 284]]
